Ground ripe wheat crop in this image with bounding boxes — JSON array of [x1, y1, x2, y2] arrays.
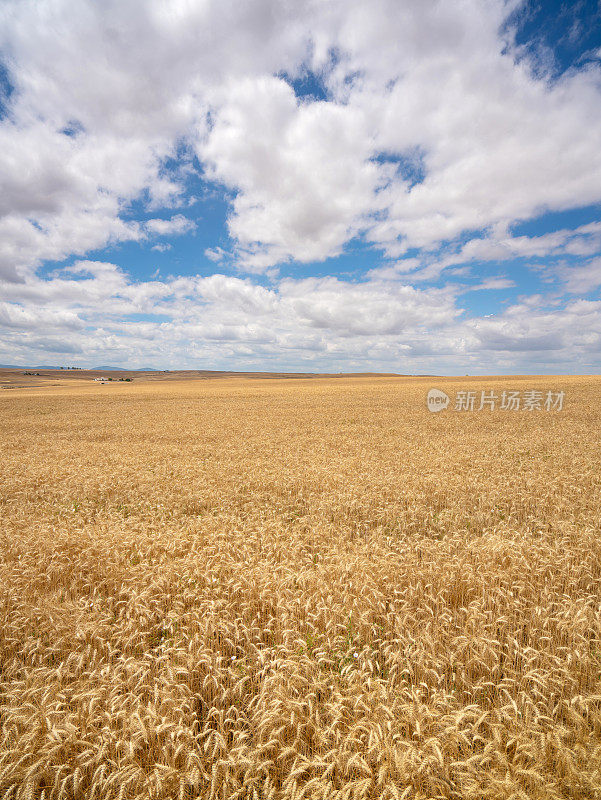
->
[[1, 375, 600, 799]]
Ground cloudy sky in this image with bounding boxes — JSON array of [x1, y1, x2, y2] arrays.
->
[[1, 0, 601, 373]]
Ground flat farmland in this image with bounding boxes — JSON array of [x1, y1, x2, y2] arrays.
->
[[1, 376, 601, 800]]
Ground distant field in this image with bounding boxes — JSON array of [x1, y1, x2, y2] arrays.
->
[[1, 376, 600, 799], [0, 368, 403, 390]]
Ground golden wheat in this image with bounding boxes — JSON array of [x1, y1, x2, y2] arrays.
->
[[0, 375, 600, 799]]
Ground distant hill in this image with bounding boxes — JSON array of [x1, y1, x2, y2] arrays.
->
[[93, 366, 161, 371], [0, 364, 65, 369], [1, 363, 161, 371]]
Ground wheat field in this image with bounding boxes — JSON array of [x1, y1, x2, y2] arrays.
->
[[1, 375, 600, 800]]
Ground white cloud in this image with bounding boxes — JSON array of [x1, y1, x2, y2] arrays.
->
[[0, 301, 84, 331], [463, 277, 516, 292], [450, 222, 601, 265], [1, 0, 600, 275], [204, 246, 226, 263], [196, 0, 601, 264], [0, 0, 601, 371], [144, 214, 196, 236], [2, 263, 601, 373], [466, 297, 601, 358], [0, 207, 143, 282], [557, 256, 601, 294], [199, 76, 383, 268], [278, 276, 458, 335]]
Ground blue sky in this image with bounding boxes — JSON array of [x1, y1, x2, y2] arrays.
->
[[1, 0, 601, 373]]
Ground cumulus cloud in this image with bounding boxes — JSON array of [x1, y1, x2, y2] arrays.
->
[[556, 257, 601, 294], [199, 76, 382, 267], [439, 222, 601, 270], [0, 0, 600, 370], [1, 0, 600, 274], [1, 263, 600, 373], [197, 0, 601, 263], [144, 215, 196, 236], [466, 298, 601, 359], [204, 246, 226, 263]]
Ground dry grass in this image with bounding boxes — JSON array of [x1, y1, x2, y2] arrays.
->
[[1, 375, 601, 799]]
